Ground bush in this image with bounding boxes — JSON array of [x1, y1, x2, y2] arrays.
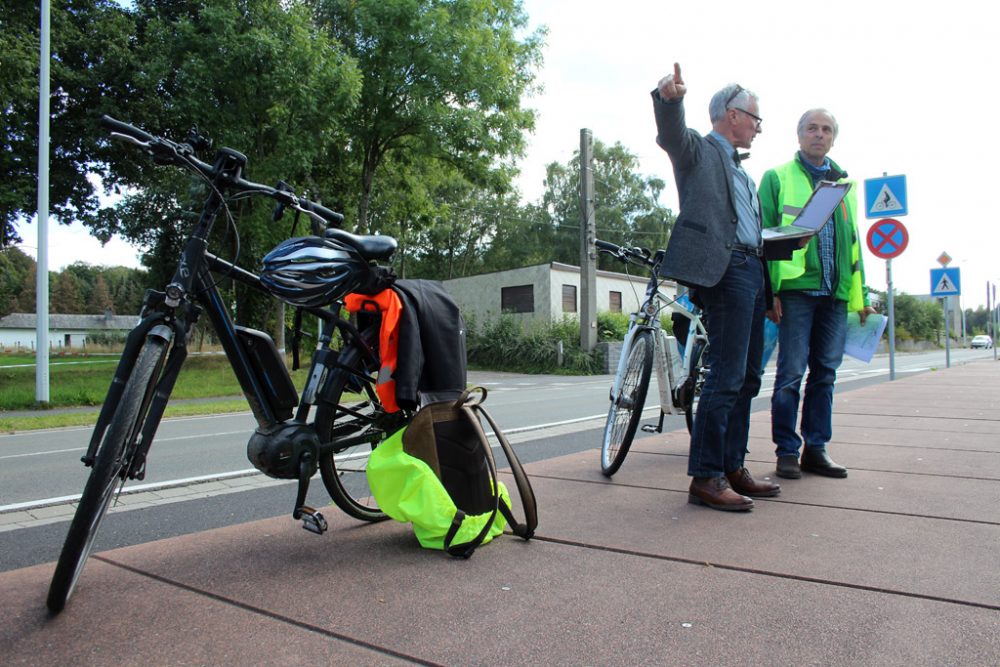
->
[[597, 311, 630, 341], [466, 314, 600, 374]]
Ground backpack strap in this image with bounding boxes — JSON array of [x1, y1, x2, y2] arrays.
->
[[455, 387, 536, 540], [443, 413, 500, 559]]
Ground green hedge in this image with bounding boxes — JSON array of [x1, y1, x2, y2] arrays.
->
[[466, 314, 600, 374]]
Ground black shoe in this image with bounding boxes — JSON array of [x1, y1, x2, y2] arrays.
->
[[776, 455, 801, 479], [800, 447, 848, 478]]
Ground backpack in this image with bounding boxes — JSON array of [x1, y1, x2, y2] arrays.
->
[[366, 387, 537, 557]]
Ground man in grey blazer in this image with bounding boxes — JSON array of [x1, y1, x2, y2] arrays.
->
[[652, 63, 783, 511]]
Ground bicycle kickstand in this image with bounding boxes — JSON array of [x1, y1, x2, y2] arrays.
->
[[291, 452, 328, 535], [641, 411, 665, 434]]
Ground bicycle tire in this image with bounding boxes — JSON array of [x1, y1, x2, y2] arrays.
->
[[315, 330, 394, 522], [47, 337, 168, 614], [684, 341, 708, 435], [601, 329, 653, 477]]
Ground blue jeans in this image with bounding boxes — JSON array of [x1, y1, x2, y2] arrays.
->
[[688, 251, 765, 478], [771, 293, 847, 457]]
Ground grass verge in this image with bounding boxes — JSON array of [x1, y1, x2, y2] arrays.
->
[[0, 398, 252, 434]]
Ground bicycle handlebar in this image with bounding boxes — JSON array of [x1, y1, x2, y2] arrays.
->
[[101, 115, 345, 227], [594, 238, 657, 269]]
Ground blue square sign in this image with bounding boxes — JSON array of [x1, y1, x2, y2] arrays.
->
[[930, 267, 960, 296], [864, 174, 908, 218]]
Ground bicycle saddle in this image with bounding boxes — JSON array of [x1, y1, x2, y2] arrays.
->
[[324, 228, 397, 261]]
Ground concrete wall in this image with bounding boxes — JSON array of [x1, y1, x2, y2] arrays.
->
[[442, 264, 553, 324]]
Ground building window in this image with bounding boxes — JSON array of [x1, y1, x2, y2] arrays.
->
[[562, 284, 577, 313], [609, 291, 622, 313], [501, 285, 534, 313]]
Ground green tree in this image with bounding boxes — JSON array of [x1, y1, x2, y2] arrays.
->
[[532, 139, 675, 269], [1, 0, 136, 246], [312, 0, 545, 232], [0, 247, 35, 315], [89, 0, 363, 327], [86, 274, 114, 313], [877, 291, 942, 342], [50, 271, 84, 314]]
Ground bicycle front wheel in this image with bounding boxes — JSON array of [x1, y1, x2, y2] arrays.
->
[[315, 333, 400, 522], [601, 329, 653, 477], [47, 337, 168, 614]]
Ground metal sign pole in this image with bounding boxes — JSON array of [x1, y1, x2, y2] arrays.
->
[[886, 258, 896, 381], [943, 295, 951, 368]]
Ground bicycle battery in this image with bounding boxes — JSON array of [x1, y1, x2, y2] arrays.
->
[[235, 326, 298, 421]]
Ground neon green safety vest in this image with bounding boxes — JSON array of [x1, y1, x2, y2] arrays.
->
[[760, 157, 868, 312]]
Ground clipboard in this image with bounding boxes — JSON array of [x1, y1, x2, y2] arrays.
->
[[762, 180, 852, 242]]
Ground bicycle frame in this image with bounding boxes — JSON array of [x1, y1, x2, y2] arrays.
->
[[610, 261, 707, 431]]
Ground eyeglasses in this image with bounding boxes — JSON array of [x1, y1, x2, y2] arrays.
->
[[733, 107, 763, 131], [724, 85, 762, 130]]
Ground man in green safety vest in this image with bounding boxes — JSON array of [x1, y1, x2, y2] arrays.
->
[[759, 109, 875, 480]]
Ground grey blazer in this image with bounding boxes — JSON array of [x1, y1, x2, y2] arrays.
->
[[651, 90, 750, 289]]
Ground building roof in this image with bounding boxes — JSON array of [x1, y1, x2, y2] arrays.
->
[[0, 312, 136, 331]]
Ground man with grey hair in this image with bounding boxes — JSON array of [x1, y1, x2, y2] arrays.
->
[[652, 63, 787, 512], [759, 109, 874, 480]]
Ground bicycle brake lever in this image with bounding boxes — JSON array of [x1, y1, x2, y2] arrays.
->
[[109, 132, 148, 149]]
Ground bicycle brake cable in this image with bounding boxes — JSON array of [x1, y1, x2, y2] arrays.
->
[[178, 152, 242, 295]]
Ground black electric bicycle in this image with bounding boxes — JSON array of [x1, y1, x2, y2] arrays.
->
[[47, 117, 407, 613]]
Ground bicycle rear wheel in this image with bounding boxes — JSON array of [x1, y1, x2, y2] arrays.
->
[[47, 337, 168, 614], [601, 329, 653, 477], [684, 341, 708, 435], [316, 332, 402, 522]]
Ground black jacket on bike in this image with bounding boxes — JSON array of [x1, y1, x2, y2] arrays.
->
[[393, 279, 467, 410]]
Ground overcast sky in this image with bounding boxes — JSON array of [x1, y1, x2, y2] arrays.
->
[[16, 0, 998, 309]]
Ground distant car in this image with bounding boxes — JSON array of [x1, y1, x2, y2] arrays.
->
[[971, 335, 993, 349]]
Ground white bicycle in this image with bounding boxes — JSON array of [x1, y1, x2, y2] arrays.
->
[[596, 239, 708, 477]]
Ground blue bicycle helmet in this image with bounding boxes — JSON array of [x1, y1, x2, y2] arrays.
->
[[260, 236, 373, 308]]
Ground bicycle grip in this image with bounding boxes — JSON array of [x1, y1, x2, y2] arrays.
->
[[100, 115, 155, 144], [594, 239, 619, 253]]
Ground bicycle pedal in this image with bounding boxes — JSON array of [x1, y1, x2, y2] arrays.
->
[[295, 505, 328, 535]]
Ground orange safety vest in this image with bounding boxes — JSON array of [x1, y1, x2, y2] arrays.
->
[[343, 289, 402, 413]]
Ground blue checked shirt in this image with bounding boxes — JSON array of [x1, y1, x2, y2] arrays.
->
[[801, 155, 834, 296]]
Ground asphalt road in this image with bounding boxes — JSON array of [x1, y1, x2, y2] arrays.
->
[[0, 347, 992, 572]]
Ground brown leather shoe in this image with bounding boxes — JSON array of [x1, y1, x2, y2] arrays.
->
[[688, 476, 754, 511], [726, 467, 781, 497]]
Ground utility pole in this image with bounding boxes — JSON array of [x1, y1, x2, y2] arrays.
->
[[579, 129, 597, 352]]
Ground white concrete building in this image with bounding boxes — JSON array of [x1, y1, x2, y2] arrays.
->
[[441, 262, 676, 325], [0, 312, 137, 350]]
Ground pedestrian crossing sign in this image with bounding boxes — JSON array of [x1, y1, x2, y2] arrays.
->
[[864, 174, 908, 218], [930, 267, 961, 296]]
